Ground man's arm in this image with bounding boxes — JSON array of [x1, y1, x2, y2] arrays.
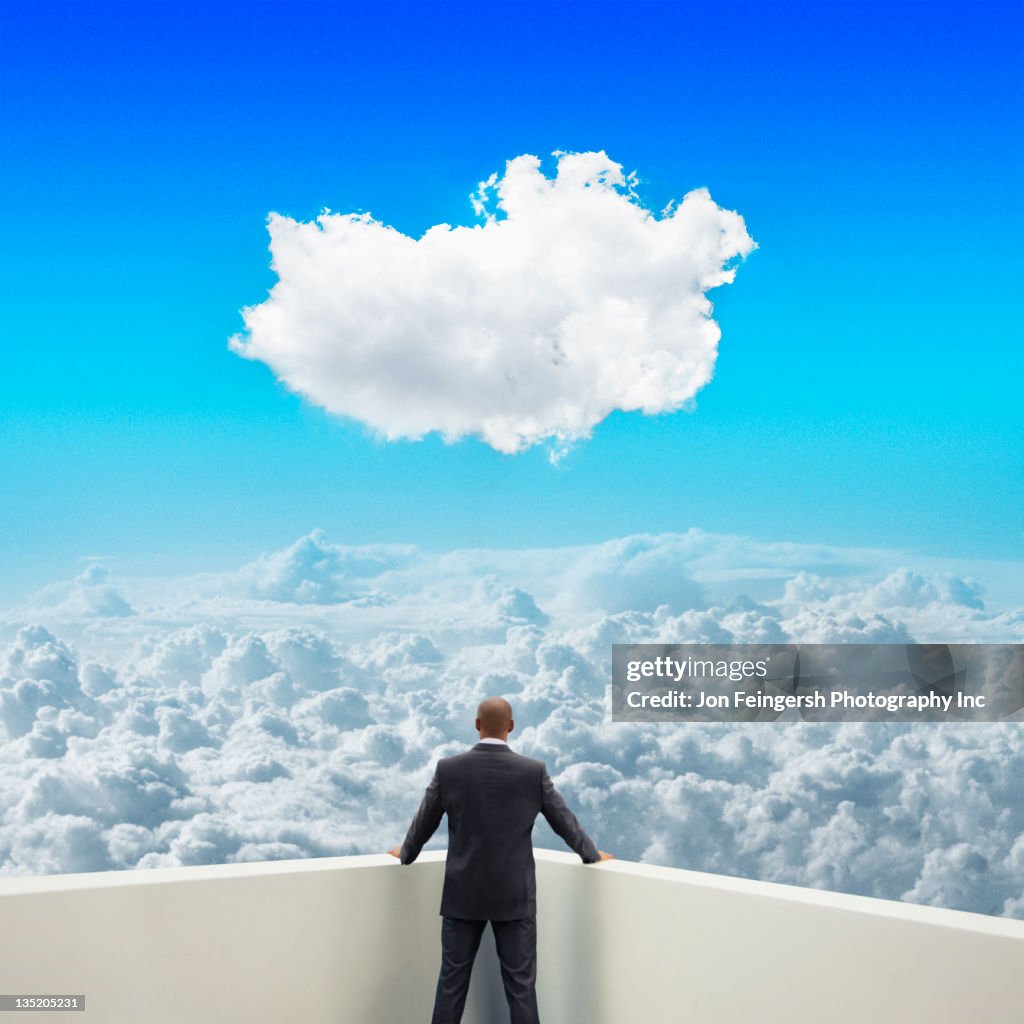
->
[[393, 768, 444, 864], [540, 766, 604, 864]]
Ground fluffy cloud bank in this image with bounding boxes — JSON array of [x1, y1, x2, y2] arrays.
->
[[2, 530, 1023, 920], [229, 151, 755, 455]]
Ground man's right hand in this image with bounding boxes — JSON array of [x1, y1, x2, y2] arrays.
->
[[596, 851, 615, 862]]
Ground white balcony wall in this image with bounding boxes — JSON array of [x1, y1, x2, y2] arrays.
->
[[1, 848, 1022, 1023]]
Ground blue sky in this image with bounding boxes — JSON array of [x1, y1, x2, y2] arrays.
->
[[2, 0, 1021, 602]]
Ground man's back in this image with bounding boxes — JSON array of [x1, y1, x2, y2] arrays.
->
[[400, 742, 600, 920]]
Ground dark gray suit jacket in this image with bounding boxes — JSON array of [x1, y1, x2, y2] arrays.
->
[[399, 742, 600, 920]]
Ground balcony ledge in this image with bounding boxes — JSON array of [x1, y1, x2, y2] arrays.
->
[[1, 848, 1021, 1022]]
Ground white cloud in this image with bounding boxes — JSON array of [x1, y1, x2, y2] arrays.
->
[[229, 151, 755, 455], [231, 529, 416, 604], [24, 565, 134, 619]]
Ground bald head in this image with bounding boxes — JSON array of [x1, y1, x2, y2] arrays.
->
[[475, 696, 514, 739]]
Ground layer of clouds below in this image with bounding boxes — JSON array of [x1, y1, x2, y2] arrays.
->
[[229, 151, 755, 457], [1, 528, 1023, 920]]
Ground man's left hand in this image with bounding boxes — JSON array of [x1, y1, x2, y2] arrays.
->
[[386, 847, 402, 859]]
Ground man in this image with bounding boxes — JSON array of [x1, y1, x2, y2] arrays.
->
[[387, 696, 614, 1024]]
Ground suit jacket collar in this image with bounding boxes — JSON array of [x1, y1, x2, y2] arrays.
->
[[472, 741, 512, 751]]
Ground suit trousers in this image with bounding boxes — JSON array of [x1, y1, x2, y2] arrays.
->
[[429, 915, 539, 1024]]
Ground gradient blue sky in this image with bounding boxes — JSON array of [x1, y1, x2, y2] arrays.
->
[[1, 0, 1021, 601]]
